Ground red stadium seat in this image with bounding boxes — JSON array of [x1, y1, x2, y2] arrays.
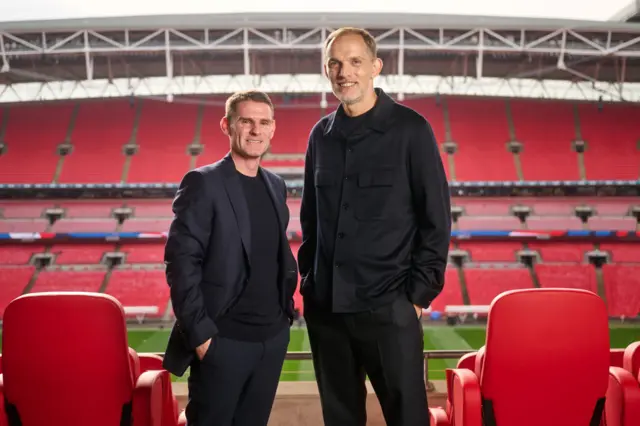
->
[[603, 367, 640, 426], [623, 342, 640, 382], [137, 353, 184, 426], [0, 291, 177, 426], [429, 288, 611, 426]]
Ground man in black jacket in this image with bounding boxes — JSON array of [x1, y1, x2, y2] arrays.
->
[[297, 27, 451, 426], [162, 90, 298, 426]]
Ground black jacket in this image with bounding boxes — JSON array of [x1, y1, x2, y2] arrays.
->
[[162, 154, 298, 376], [297, 88, 451, 313]]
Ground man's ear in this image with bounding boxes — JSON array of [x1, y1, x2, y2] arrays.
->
[[372, 57, 383, 79], [220, 116, 230, 136]]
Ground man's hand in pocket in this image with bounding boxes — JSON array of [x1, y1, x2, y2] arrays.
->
[[413, 305, 423, 318], [196, 338, 212, 361]]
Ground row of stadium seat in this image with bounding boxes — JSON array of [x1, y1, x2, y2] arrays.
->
[[1, 289, 638, 425], [1, 259, 638, 319], [1, 96, 639, 183], [1, 215, 637, 232], [2, 242, 640, 265]]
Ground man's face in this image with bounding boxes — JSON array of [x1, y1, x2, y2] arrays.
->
[[221, 100, 275, 159], [324, 33, 382, 106]]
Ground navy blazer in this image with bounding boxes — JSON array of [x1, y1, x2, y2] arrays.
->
[[162, 153, 298, 377]]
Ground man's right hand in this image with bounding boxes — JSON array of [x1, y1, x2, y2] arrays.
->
[[196, 338, 212, 361]]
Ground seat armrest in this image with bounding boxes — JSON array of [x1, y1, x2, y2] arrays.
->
[[132, 370, 168, 426], [429, 406, 451, 426], [0, 375, 8, 426], [605, 366, 640, 426], [447, 368, 483, 426]]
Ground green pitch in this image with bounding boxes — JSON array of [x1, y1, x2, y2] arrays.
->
[[126, 325, 640, 382]]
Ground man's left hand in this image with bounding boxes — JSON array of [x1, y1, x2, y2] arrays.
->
[[414, 304, 422, 318]]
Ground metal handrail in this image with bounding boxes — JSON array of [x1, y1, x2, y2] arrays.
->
[[152, 349, 476, 389]]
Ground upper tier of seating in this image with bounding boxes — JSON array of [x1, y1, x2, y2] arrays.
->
[[0, 95, 638, 183]]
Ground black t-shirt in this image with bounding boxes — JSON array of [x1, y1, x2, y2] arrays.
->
[[216, 171, 287, 342]]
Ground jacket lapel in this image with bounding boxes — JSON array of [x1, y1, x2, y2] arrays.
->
[[221, 155, 252, 265]]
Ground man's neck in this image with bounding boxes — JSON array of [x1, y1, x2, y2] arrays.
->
[[231, 151, 261, 177], [343, 89, 378, 117]]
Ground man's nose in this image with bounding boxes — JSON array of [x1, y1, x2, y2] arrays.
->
[[338, 64, 352, 79]]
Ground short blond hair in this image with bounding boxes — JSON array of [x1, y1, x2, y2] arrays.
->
[[324, 27, 378, 59], [225, 90, 274, 121]]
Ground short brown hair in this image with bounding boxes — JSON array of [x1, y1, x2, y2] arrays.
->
[[324, 27, 378, 59], [225, 90, 274, 121]]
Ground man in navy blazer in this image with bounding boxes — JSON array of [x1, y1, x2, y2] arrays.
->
[[162, 90, 298, 426]]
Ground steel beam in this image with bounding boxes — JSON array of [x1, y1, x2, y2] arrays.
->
[[1, 27, 640, 58], [1, 73, 638, 104]]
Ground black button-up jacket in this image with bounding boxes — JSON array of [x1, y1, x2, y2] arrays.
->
[[297, 88, 451, 313]]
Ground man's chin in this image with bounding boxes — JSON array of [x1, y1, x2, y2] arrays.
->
[[233, 148, 267, 160], [335, 93, 361, 106]]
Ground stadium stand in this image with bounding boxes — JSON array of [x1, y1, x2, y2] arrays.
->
[[1, 97, 639, 183]]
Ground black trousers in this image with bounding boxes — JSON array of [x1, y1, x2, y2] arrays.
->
[[185, 327, 290, 426], [305, 295, 428, 426]]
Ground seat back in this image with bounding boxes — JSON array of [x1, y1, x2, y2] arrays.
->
[[480, 288, 610, 426], [623, 342, 640, 380], [610, 349, 626, 369], [2, 292, 135, 426]]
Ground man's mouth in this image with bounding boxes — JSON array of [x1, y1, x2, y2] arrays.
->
[[246, 139, 262, 144], [339, 82, 356, 88]]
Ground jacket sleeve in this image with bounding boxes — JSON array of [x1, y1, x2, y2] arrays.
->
[[407, 120, 452, 308], [164, 169, 218, 350], [297, 140, 317, 281]]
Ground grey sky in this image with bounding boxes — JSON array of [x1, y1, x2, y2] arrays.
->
[[0, 0, 636, 23]]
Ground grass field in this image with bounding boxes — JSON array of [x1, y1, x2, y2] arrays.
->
[[125, 324, 640, 382]]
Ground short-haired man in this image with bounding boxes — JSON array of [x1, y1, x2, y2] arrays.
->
[[163, 90, 298, 426], [297, 27, 451, 426]]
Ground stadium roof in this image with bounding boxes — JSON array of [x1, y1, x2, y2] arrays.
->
[[1, 4, 639, 103], [1, 0, 637, 23], [2, 12, 640, 33], [610, 0, 640, 23]]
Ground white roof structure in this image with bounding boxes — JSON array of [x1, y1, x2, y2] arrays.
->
[[1, 9, 639, 104]]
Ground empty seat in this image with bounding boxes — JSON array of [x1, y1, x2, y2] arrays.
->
[[50, 244, 113, 265], [457, 242, 523, 262], [430, 288, 611, 426], [464, 268, 533, 305], [33, 269, 105, 292], [429, 267, 464, 313], [0, 291, 180, 426], [535, 264, 598, 293], [0, 246, 41, 265], [0, 266, 34, 318], [602, 265, 640, 317], [106, 269, 170, 317]]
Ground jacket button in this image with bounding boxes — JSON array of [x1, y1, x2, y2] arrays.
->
[[337, 232, 345, 239]]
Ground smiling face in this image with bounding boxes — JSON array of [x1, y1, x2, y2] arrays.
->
[[324, 30, 382, 109], [221, 99, 275, 160]]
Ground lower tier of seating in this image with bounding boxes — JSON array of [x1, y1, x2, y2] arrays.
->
[[0, 240, 638, 319]]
